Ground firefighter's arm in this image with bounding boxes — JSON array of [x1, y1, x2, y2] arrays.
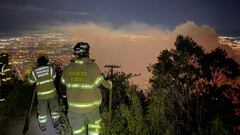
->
[[3, 65, 12, 80], [50, 67, 56, 80], [95, 75, 112, 90], [27, 71, 36, 85], [60, 71, 67, 98]]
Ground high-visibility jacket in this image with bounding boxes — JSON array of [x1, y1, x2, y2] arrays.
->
[[61, 58, 111, 113], [0, 64, 12, 85], [28, 65, 57, 100]]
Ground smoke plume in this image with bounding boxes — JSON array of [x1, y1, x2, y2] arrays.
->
[[51, 21, 239, 88]]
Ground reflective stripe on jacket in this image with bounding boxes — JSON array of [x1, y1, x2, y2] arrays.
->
[[1, 64, 12, 85]]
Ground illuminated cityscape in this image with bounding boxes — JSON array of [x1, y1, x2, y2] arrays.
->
[[0, 33, 73, 80], [219, 36, 240, 55]]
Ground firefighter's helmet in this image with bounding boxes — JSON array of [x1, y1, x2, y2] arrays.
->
[[0, 53, 9, 64], [0, 53, 9, 58], [73, 42, 90, 57], [37, 55, 49, 66]]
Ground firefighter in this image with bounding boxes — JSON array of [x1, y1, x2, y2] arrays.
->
[[0, 53, 12, 101], [60, 42, 112, 135], [27, 55, 60, 133]]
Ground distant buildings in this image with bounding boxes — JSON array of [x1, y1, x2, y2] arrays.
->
[[219, 36, 240, 55], [0, 32, 73, 79]]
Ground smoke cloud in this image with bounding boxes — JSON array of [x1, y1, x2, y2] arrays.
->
[[51, 21, 239, 88]]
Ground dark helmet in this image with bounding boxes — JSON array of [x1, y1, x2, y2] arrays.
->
[[73, 42, 90, 57], [0, 53, 9, 58], [37, 55, 49, 66], [0, 53, 9, 64]]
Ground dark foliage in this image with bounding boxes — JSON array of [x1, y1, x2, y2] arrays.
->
[[149, 35, 240, 134]]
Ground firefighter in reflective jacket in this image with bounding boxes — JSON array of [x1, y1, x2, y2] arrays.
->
[[61, 42, 112, 135], [0, 53, 12, 101], [28, 55, 60, 132]]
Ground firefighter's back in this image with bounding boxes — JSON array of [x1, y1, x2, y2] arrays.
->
[[31, 65, 56, 100], [63, 58, 103, 113]]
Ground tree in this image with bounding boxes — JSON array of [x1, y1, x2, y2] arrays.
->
[[149, 35, 240, 134], [200, 48, 240, 133], [149, 35, 205, 134], [101, 71, 147, 135], [101, 70, 171, 135]]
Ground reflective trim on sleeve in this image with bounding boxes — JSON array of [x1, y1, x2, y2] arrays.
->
[[53, 74, 56, 79], [1, 64, 5, 73], [3, 68, 11, 72], [37, 89, 55, 96], [73, 126, 85, 134], [2, 77, 11, 81], [50, 67, 53, 77], [93, 76, 104, 86], [68, 100, 101, 108], [0, 72, 5, 75], [32, 71, 37, 81], [28, 77, 35, 83], [36, 79, 53, 85]]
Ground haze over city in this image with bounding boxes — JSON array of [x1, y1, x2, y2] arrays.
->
[[1, 0, 240, 88]]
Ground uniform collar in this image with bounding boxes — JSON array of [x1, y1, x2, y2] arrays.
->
[[75, 58, 89, 64]]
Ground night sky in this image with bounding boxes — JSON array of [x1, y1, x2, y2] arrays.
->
[[0, 0, 240, 35]]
